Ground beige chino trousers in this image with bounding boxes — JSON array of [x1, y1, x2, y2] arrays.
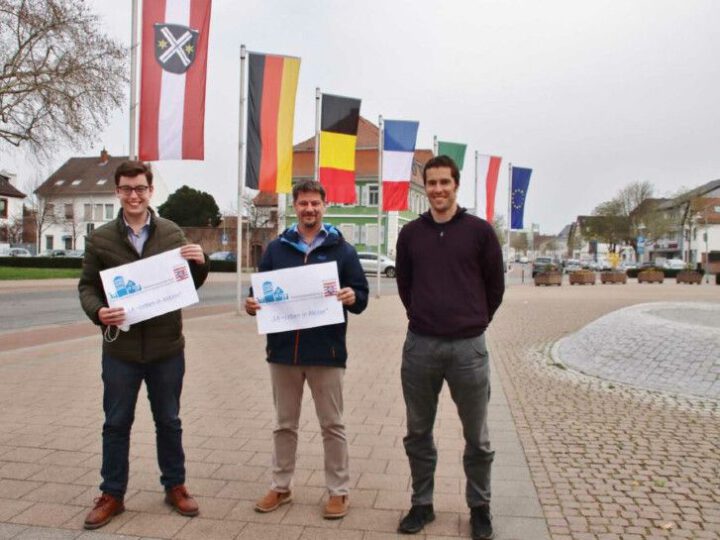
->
[[269, 364, 349, 495]]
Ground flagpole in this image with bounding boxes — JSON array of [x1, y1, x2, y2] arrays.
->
[[314, 87, 321, 182], [507, 162, 512, 273], [433, 135, 438, 156], [129, 0, 139, 159], [376, 115, 383, 299], [236, 44, 247, 315], [474, 150, 479, 217]]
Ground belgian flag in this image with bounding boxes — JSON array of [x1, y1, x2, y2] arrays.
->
[[319, 94, 361, 203], [246, 53, 301, 193]]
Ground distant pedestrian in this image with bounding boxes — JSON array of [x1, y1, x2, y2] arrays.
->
[[245, 179, 369, 519], [78, 161, 209, 530], [395, 155, 505, 539]]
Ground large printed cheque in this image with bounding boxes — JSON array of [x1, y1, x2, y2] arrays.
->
[[100, 248, 199, 327], [251, 262, 344, 335]]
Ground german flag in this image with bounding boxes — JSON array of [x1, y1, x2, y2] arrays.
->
[[246, 53, 300, 193], [319, 94, 361, 203]]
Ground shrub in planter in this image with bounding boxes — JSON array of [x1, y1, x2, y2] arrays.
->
[[600, 271, 627, 284], [676, 270, 702, 285], [533, 270, 562, 287], [638, 269, 664, 283], [569, 270, 596, 285]]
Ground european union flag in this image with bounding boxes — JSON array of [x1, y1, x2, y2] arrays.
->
[[510, 167, 532, 230]]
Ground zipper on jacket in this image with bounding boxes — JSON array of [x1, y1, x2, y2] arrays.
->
[[293, 330, 300, 364], [293, 251, 311, 364]]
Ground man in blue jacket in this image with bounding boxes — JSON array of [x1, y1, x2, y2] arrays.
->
[[245, 179, 369, 519]]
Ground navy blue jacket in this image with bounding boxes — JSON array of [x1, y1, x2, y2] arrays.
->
[[257, 224, 369, 368]]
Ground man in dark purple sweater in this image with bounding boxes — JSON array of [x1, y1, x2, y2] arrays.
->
[[395, 155, 504, 540]]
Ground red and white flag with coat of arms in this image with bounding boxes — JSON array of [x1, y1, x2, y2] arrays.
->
[[139, 0, 212, 161]]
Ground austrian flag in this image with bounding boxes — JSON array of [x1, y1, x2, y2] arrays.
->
[[139, 0, 212, 161]]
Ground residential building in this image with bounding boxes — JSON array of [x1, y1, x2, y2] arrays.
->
[[34, 150, 169, 252], [287, 117, 432, 257], [0, 170, 27, 244]]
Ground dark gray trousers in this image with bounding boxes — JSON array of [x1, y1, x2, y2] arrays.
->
[[401, 330, 494, 508]]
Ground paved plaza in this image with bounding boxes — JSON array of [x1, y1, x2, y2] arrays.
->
[[0, 277, 718, 539]]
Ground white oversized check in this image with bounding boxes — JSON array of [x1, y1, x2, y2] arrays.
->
[[251, 261, 344, 335], [100, 247, 199, 327]]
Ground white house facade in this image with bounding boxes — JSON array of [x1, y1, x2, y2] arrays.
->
[[35, 151, 169, 252]]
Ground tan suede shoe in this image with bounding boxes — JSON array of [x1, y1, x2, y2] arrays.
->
[[255, 490, 292, 513], [323, 494, 349, 519]]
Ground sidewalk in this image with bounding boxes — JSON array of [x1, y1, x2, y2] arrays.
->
[[0, 282, 718, 539]]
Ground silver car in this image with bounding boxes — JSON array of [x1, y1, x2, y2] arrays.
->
[[356, 252, 396, 278]]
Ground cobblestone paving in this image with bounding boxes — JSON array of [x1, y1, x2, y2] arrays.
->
[[490, 283, 720, 540], [556, 301, 720, 399], [0, 280, 718, 539]]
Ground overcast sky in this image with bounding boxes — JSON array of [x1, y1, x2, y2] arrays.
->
[[7, 0, 720, 234]]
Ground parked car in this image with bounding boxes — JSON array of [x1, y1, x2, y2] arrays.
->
[[639, 261, 657, 269], [663, 258, 687, 270], [518, 256, 529, 264], [356, 252, 396, 278], [39, 249, 68, 257], [531, 256, 556, 278], [619, 261, 637, 271], [66, 250, 84, 258], [8, 247, 32, 257], [564, 259, 583, 273], [209, 251, 236, 262]]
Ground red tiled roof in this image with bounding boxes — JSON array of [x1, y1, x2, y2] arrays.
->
[[35, 153, 129, 197], [292, 117, 432, 187]]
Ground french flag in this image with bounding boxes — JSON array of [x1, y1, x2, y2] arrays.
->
[[139, 0, 212, 161], [382, 120, 419, 211]]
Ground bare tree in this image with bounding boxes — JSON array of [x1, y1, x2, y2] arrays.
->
[[3, 213, 24, 243], [21, 173, 56, 252], [0, 0, 126, 154]]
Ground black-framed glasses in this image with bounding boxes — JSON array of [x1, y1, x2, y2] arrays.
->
[[117, 185, 150, 195]]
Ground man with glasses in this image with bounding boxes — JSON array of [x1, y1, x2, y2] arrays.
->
[[79, 160, 209, 530]]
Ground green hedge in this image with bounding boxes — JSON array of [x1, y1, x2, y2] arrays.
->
[[1, 256, 242, 273], [0, 256, 82, 269], [209, 260, 236, 272]]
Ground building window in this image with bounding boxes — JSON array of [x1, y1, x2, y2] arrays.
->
[[45, 203, 55, 218], [84, 204, 93, 221], [54, 180, 64, 186], [94, 204, 103, 221], [71, 179, 81, 186], [368, 185, 379, 207], [105, 204, 114, 220], [97, 179, 107, 185], [339, 223, 357, 243], [64, 203, 74, 219], [86, 223, 95, 235], [45, 235, 54, 250], [0, 198, 7, 218]]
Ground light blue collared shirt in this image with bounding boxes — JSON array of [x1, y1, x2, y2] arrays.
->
[[124, 212, 151, 255], [300, 226, 328, 255]]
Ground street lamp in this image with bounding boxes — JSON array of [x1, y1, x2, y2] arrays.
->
[[636, 222, 646, 264]]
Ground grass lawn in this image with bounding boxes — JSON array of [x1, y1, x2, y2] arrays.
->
[[0, 266, 82, 280]]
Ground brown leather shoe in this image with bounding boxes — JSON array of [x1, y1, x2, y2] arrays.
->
[[254, 490, 292, 513], [84, 493, 124, 530], [323, 494, 349, 519], [165, 485, 199, 517]]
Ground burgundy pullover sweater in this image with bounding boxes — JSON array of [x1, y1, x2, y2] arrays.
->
[[395, 208, 505, 338]]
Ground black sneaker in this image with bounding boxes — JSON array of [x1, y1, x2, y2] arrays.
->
[[470, 505, 494, 540], [397, 504, 435, 534]]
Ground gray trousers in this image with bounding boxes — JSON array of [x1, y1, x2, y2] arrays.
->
[[401, 330, 494, 508]]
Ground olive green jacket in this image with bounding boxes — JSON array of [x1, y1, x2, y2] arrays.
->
[[78, 210, 209, 363]]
